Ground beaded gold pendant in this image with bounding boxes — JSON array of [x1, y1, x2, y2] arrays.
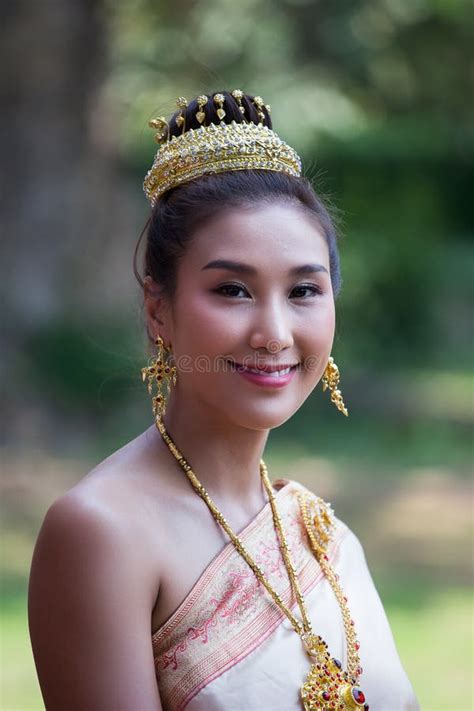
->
[[301, 633, 367, 710], [298, 495, 369, 711]]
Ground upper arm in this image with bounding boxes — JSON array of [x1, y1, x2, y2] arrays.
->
[[28, 492, 162, 711]]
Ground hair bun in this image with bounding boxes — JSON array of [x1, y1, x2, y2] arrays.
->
[[164, 90, 273, 138]]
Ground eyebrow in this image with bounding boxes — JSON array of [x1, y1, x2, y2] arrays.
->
[[201, 259, 329, 276]]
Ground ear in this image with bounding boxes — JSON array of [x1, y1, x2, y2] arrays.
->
[[143, 276, 172, 344]]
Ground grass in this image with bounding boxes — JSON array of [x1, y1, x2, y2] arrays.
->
[[382, 585, 473, 710], [1, 595, 42, 711]]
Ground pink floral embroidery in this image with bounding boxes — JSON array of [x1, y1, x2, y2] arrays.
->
[[218, 576, 262, 624], [158, 567, 263, 670], [158, 501, 308, 671]]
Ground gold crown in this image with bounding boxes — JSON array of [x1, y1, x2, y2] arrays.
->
[[143, 93, 302, 204]]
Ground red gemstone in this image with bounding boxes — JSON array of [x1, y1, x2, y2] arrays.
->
[[355, 642, 360, 650], [352, 687, 366, 705], [322, 691, 330, 701]]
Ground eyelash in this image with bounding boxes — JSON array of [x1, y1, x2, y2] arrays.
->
[[213, 283, 323, 299]]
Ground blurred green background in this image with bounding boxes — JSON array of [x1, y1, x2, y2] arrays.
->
[[1, 0, 473, 709]]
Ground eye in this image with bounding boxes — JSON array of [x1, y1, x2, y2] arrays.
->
[[213, 283, 250, 298], [290, 283, 323, 299], [213, 282, 323, 299]]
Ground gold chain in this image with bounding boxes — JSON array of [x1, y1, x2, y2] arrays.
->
[[298, 491, 361, 679], [155, 417, 304, 633], [260, 460, 361, 679], [155, 416, 366, 709], [259, 459, 313, 632]]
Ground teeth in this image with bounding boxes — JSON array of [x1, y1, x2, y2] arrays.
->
[[246, 366, 292, 376]]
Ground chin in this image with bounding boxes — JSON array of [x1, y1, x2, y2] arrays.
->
[[224, 400, 301, 432]]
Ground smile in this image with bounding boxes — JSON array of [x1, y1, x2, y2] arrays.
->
[[227, 361, 299, 388]]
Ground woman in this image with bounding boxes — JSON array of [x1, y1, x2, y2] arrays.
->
[[28, 90, 420, 710]]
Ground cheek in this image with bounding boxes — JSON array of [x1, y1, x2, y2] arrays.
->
[[299, 302, 335, 379], [323, 306, 336, 342], [174, 293, 242, 354], [303, 299, 335, 343]]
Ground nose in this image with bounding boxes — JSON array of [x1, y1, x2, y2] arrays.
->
[[248, 296, 295, 353]]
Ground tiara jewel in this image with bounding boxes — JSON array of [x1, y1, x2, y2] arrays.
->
[[143, 119, 302, 205], [231, 89, 246, 117], [196, 95, 208, 125], [213, 93, 226, 121], [148, 116, 169, 144]]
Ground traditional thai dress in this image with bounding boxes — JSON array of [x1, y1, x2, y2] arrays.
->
[[152, 479, 420, 711]]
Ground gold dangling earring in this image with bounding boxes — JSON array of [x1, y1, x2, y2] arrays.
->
[[321, 356, 349, 417], [141, 335, 177, 421]]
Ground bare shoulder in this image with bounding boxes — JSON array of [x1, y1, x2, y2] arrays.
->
[[42, 425, 176, 584], [28, 427, 168, 709], [58, 425, 174, 533]]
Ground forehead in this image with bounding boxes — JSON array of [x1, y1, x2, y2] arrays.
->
[[184, 202, 330, 273]]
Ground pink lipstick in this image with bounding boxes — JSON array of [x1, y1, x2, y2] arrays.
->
[[228, 361, 299, 389]]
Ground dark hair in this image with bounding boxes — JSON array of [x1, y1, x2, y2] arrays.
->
[[134, 90, 342, 304]]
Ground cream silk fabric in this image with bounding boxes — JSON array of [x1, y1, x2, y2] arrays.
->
[[152, 480, 420, 711]]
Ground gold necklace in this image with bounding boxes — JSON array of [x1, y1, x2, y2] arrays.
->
[[155, 416, 369, 711]]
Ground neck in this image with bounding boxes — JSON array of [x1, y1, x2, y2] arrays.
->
[[155, 392, 271, 514]]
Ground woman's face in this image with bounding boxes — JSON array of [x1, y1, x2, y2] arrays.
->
[[151, 200, 336, 431]]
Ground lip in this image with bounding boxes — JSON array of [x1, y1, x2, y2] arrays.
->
[[227, 360, 299, 389], [231, 361, 300, 373]]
